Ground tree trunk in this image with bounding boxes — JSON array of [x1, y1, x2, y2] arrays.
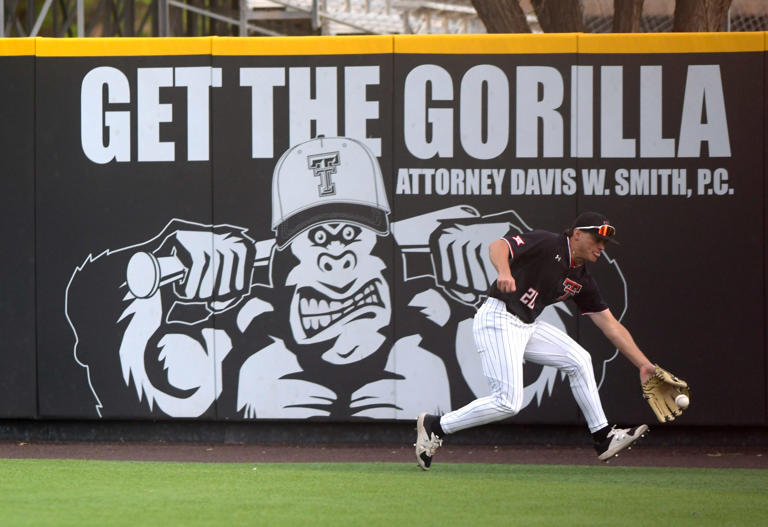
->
[[613, 0, 645, 33], [470, 0, 531, 33], [673, 0, 733, 32], [530, 0, 586, 33]]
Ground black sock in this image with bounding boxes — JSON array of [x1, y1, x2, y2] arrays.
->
[[591, 425, 610, 443], [425, 414, 445, 437]]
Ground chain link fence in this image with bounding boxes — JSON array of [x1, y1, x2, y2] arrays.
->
[[581, 0, 768, 33], [3, 0, 767, 38]]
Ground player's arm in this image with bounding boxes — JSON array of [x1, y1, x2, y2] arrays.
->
[[489, 239, 516, 292], [587, 309, 656, 383]]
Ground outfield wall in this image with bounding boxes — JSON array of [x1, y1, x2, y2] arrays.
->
[[0, 33, 765, 429]]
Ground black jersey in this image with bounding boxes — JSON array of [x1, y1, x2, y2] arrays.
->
[[488, 230, 608, 323]]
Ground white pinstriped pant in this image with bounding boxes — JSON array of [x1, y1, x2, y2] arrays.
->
[[441, 297, 609, 434]]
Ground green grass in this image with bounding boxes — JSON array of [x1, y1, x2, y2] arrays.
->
[[0, 459, 766, 526]]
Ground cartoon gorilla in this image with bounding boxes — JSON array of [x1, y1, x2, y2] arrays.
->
[[66, 136, 627, 420]]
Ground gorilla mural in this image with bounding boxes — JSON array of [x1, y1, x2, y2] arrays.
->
[[65, 136, 627, 419]]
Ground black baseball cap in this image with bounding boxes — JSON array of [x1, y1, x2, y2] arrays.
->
[[570, 212, 619, 244]]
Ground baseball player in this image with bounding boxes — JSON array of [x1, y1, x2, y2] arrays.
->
[[415, 212, 657, 469]]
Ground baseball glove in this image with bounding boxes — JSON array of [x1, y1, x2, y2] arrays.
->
[[641, 364, 691, 423]]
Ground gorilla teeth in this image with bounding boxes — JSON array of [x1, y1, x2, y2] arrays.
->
[[298, 279, 384, 334]]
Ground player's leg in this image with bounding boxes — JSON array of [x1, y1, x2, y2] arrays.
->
[[441, 298, 535, 433], [523, 320, 648, 461], [415, 298, 534, 470], [524, 320, 607, 430]]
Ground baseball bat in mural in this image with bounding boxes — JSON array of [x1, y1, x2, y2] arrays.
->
[[125, 239, 275, 304], [124, 206, 480, 303]]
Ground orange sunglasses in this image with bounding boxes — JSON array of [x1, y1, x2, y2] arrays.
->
[[575, 224, 616, 238]]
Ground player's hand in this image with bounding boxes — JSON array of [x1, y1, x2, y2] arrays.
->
[[641, 364, 690, 422], [429, 219, 511, 304], [496, 272, 516, 293], [158, 225, 255, 308], [639, 363, 656, 384]]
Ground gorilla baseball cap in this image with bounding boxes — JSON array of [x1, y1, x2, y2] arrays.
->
[[271, 136, 390, 248], [570, 211, 619, 244]]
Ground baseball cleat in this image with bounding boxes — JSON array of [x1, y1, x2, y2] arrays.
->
[[595, 424, 649, 461], [414, 412, 443, 471]]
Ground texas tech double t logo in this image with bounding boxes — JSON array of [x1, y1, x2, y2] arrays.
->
[[308, 152, 340, 197]]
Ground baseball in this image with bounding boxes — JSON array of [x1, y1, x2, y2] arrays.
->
[[675, 394, 690, 409]]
